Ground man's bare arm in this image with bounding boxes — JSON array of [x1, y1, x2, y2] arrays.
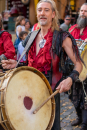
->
[[56, 37, 83, 93], [62, 37, 82, 73]]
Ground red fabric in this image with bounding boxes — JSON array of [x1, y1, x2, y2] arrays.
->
[[28, 29, 53, 74], [28, 29, 63, 90], [33, 23, 39, 31], [69, 24, 87, 40], [51, 49, 62, 90], [0, 30, 16, 59]]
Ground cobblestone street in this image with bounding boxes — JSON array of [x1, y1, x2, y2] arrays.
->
[[60, 93, 81, 130]]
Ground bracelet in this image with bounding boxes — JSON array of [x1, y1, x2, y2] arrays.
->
[[68, 70, 79, 82]]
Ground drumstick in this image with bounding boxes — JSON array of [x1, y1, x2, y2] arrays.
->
[[33, 89, 60, 114]]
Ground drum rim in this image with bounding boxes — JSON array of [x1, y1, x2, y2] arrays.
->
[[3, 66, 55, 130]]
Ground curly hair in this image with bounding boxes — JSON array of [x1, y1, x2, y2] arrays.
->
[[15, 16, 25, 28], [36, 0, 60, 31]]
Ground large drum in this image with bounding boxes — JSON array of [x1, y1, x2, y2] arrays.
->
[[0, 66, 55, 130], [75, 39, 85, 54], [76, 39, 87, 81], [78, 43, 87, 81]]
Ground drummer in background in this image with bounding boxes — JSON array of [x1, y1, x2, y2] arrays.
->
[[0, 13, 16, 72], [69, 3, 87, 130], [1, 0, 82, 129]]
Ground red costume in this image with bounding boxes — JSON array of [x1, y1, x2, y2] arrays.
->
[[28, 29, 53, 73], [28, 29, 62, 90], [69, 24, 87, 40], [16, 29, 80, 130], [0, 30, 16, 59]]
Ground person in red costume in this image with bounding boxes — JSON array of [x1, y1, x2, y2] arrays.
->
[[69, 3, 87, 130], [1, 0, 82, 130], [0, 14, 15, 69], [69, 3, 87, 42]]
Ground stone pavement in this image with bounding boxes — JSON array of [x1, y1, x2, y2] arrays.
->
[[60, 93, 81, 130]]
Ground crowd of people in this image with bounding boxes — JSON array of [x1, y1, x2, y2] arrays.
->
[[0, 0, 87, 130]]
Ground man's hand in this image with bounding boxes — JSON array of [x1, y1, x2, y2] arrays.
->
[[1, 59, 17, 69], [56, 77, 72, 93]]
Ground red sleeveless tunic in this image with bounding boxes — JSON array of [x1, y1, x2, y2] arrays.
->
[[28, 29, 62, 90]]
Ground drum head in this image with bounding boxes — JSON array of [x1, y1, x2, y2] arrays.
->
[[5, 67, 55, 130], [79, 44, 87, 81]]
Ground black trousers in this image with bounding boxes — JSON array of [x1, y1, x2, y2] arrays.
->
[[51, 79, 63, 130]]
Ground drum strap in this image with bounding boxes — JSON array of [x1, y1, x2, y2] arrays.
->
[[16, 29, 40, 67]]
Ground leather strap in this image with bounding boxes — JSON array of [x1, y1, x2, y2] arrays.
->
[[52, 30, 59, 50], [16, 30, 40, 67]]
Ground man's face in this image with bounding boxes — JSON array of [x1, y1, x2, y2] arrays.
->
[[79, 5, 87, 18], [77, 5, 87, 29], [37, 2, 55, 27]]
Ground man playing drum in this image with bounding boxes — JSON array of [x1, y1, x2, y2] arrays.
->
[[69, 3, 87, 130], [2, 0, 82, 130]]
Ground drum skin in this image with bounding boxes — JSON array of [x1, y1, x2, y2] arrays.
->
[[0, 67, 55, 130], [79, 44, 87, 81]]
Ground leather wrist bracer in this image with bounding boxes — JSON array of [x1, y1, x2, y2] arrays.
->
[[68, 70, 79, 82]]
